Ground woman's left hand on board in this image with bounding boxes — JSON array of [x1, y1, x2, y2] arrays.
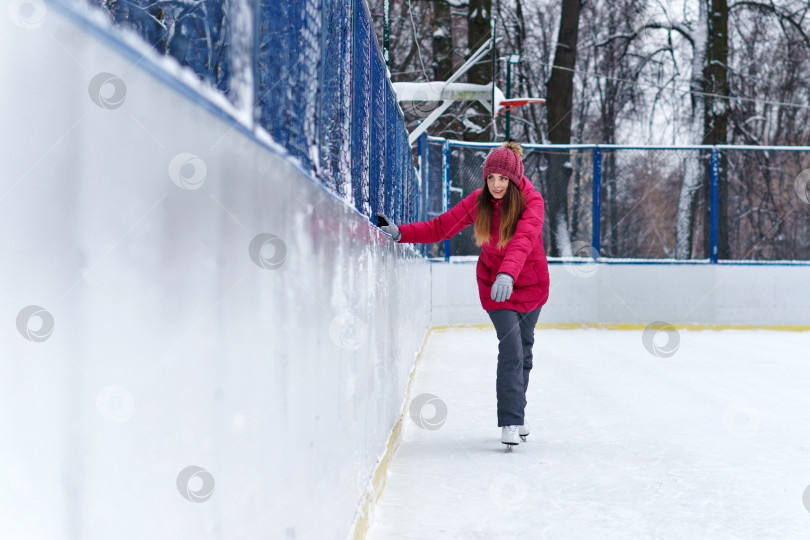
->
[[376, 213, 401, 242]]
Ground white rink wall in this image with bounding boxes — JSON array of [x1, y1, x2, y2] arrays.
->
[[0, 6, 430, 540], [431, 260, 810, 326]]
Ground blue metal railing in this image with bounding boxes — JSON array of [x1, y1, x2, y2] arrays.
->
[[709, 148, 720, 264], [591, 146, 602, 258], [422, 136, 810, 263], [443, 139, 452, 261]]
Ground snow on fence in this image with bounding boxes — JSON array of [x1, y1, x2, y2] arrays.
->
[[46, 1, 810, 263], [63, 0, 421, 227], [422, 137, 810, 263]]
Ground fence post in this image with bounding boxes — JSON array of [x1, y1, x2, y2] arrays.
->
[[443, 139, 451, 262], [592, 146, 601, 258], [383, 0, 390, 68], [710, 147, 719, 263], [252, 0, 260, 132], [505, 59, 512, 139], [417, 133, 428, 256], [418, 133, 428, 222]]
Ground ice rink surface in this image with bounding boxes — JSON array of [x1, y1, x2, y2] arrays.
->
[[367, 327, 810, 539]]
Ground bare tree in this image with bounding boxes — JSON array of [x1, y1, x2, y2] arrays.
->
[[464, 0, 494, 140], [675, 0, 809, 259], [545, 0, 583, 256], [432, 0, 453, 80], [674, 0, 708, 259]]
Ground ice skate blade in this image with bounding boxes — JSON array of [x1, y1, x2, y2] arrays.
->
[[520, 435, 527, 442], [503, 442, 518, 452]]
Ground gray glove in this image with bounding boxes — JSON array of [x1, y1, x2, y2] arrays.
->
[[491, 273, 514, 302], [376, 213, 401, 242]]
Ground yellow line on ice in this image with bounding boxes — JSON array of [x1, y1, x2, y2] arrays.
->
[[351, 326, 437, 540], [430, 323, 810, 332]]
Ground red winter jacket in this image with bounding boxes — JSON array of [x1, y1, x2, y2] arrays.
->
[[398, 176, 550, 312]]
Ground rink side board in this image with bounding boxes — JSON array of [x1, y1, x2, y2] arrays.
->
[[350, 327, 437, 540]]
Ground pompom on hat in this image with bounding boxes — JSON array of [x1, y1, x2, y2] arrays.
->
[[483, 141, 524, 186]]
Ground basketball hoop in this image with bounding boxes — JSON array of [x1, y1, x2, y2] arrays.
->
[[393, 82, 546, 145], [390, 39, 546, 145], [497, 98, 546, 115]]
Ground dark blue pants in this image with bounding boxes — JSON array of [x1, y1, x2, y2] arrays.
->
[[487, 307, 542, 427]]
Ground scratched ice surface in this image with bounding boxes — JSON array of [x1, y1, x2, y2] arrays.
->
[[368, 328, 810, 540]]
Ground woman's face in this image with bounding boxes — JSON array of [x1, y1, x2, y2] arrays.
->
[[487, 174, 510, 199]]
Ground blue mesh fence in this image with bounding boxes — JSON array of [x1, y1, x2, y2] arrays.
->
[[426, 141, 445, 220], [422, 139, 810, 262], [253, 1, 318, 172], [385, 88, 399, 222], [522, 147, 594, 260], [319, 0, 352, 197], [368, 52, 387, 220], [350, 0, 371, 217], [436, 144, 596, 260], [447, 144, 485, 258], [599, 148, 708, 259], [72, 0, 420, 226], [421, 139, 446, 258], [256, 1, 320, 173], [83, 0, 232, 94], [723, 148, 810, 260]]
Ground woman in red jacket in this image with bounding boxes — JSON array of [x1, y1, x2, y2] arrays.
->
[[378, 141, 550, 448]]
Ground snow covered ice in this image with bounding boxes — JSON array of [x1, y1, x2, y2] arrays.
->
[[367, 327, 810, 539]]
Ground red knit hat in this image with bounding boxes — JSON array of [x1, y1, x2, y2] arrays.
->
[[483, 143, 524, 186]]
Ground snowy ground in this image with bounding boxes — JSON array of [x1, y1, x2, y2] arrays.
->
[[367, 327, 810, 539]]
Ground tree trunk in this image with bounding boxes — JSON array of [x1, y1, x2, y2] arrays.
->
[[545, 0, 582, 256], [701, 0, 729, 260], [674, 0, 708, 259], [465, 0, 492, 141], [432, 0, 453, 80], [467, 0, 492, 83], [515, 0, 527, 140], [597, 6, 621, 257]]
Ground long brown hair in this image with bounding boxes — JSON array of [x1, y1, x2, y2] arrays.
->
[[474, 142, 526, 249]]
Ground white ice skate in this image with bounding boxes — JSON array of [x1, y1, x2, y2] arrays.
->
[[502, 425, 520, 451], [519, 422, 530, 442]]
